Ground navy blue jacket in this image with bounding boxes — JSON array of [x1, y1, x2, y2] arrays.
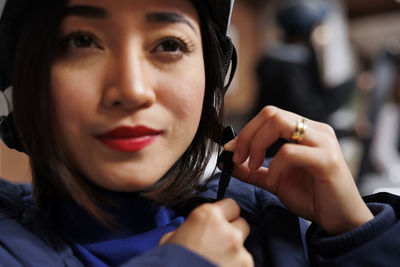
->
[[1, 176, 400, 267]]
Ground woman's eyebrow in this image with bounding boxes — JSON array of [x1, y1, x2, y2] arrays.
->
[[146, 12, 196, 32], [63, 5, 108, 19]]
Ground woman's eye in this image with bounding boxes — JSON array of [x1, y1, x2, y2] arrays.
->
[[72, 34, 96, 48], [153, 38, 187, 54], [59, 32, 101, 52]]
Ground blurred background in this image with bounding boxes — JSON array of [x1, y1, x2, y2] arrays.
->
[[2, 0, 400, 196]]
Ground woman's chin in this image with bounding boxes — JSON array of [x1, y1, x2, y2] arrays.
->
[[86, 168, 166, 192]]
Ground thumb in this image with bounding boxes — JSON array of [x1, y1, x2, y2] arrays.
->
[[158, 231, 175, 246], [231, 160, 271, 189]]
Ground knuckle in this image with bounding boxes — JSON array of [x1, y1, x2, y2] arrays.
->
[[321, 123, 336, 137], [229, 229, 243, 245], [227, 241, 243, 256], [270, 112, 282, 125], [191, 204, 220, 221], [260, 106, 278, 120], [240, 251, 255, 267], [324, 151, 341, 168], [224, 198, 239, 209], [279, 144, 295, 158]]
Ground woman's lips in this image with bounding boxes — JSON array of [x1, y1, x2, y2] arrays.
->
[[97, 126, 163, 152]]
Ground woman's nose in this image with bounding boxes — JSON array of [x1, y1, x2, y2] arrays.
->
[[102, 49, 156, 110]]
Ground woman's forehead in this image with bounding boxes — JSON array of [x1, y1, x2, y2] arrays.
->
[[64, 0, 200, 31], [65, 0, 198, 17]]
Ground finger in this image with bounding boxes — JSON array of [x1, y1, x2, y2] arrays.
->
[[230, 160, 271, 189], [246, 118, 326, 170], [224, 138, 238, 151], [267, 144, 327, 190], [213, 198, 241, 222], [234, 106, 321, 165], [231, 217, 250, 242], [246, 119, 281, 170], [233, 106, 281, 164], [159, 231, 175, 245]]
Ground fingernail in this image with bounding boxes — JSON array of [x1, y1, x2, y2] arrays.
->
[[224, 138, 237, 151]]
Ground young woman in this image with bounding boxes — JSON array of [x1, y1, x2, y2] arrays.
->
[[0, 0, 399, 266]]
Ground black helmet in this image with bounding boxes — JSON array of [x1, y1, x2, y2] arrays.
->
[[276, 0, 330, 38], [0, 0, 236, 151]]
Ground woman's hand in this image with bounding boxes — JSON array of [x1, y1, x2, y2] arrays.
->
[[159, 198, 253, 267], [225, 106, 373, 235]]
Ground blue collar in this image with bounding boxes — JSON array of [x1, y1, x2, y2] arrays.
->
[[43, 192, 184, 266]]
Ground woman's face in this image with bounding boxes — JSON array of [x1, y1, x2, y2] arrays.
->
[[51, 0, 205, 191]]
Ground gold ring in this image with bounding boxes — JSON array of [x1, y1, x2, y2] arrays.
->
[[291, 118, 307, 143]]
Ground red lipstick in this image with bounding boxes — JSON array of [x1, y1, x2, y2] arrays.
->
[[98, 126, 163, 152]]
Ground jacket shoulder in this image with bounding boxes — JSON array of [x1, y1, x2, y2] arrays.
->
[[0, 178, 31, 219], [0, 178, 83, 266]]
